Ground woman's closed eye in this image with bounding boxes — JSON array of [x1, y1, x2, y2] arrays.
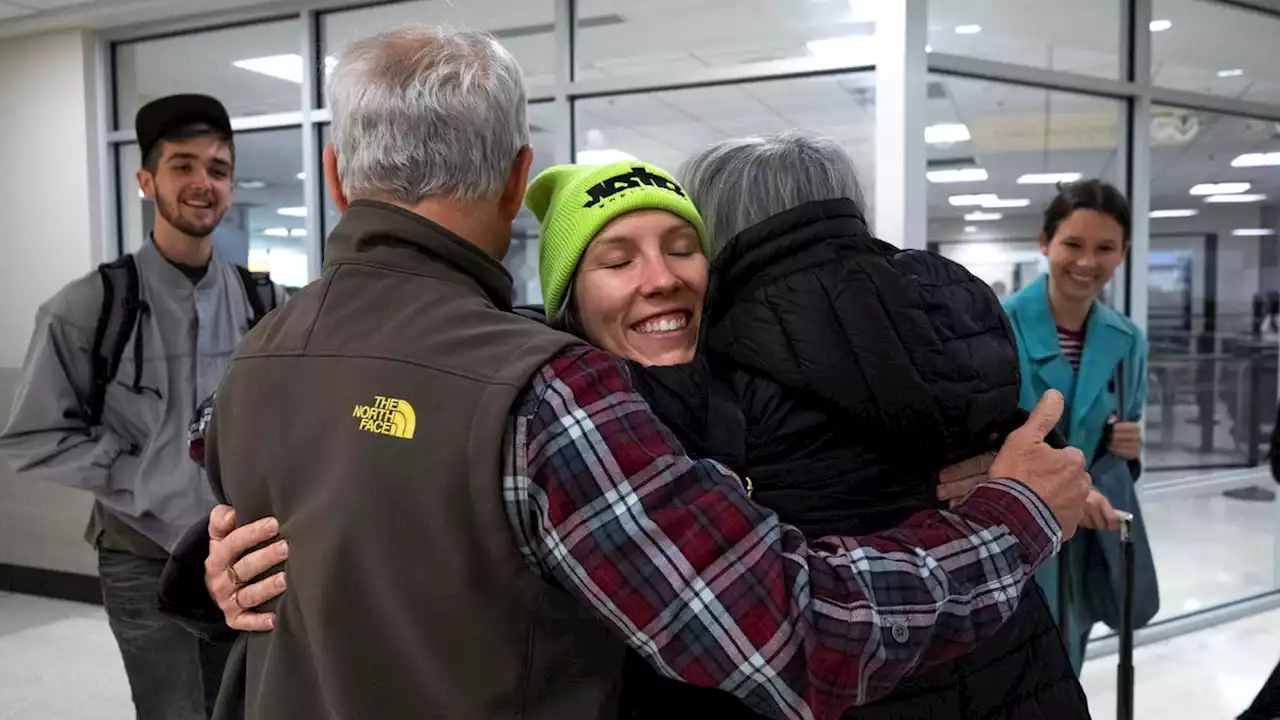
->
[[598, 257, 632, 270]]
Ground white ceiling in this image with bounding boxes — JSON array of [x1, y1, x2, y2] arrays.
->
[[24, 0, 1275, 260]]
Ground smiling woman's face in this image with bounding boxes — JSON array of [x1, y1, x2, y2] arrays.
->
[[1041, 208, 1127, 306], [572, 209, 708, 367]]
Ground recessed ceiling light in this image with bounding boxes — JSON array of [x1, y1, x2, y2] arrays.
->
[[927, 168, 989, 184], [1232, 152, 1280, 168], [955, 24, 982, 35], [1150, 209, 1199, 219], [296, 172, 306, 180], [964, 225, 979, 233], [983, 198, 1032, 208], [965, 211, 1003, 221], [1017, 172, 1083, 185], [234, 54, 305, 84], [949, 194, 1000, 207], [925, 123, 971, 145], [1149, 19, 1172, 32], [1232, 228, 1277, 236], [277, 206, 307, 217], [1217, 68, 1245, 78], [576, 148, 638, 165], [925, 44, 933, 53], [237, 180, 266, 190], [1205, 193, 1267, 204], [263, 227, 290, 237], [1190, 182, 1251, 196]]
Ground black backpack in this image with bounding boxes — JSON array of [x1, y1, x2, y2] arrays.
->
[[80, 254, 276, 427]]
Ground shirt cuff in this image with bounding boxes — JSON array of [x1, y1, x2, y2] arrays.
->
[[964, 478, 1063, 569]]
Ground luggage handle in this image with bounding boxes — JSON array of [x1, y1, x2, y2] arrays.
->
[[1114, 510, 1136, 720]]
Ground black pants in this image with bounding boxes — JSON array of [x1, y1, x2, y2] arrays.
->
[[1240, 655, 1280, 720], [99, 548, 233, 720]]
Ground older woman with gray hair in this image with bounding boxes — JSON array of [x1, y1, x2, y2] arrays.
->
[[618, 131, 1092, 719]]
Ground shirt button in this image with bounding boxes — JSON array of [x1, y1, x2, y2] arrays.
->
[[891, 622, 910, 644]]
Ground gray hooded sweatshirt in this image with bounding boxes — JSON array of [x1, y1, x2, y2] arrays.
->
[[0, 241, 284, 554]]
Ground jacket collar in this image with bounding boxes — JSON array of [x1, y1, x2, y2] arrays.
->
[[706, 198, 878, 323], [324, 200, 514, 311], [1008, 274, 1134, 355], [713, 198, 871, 284], [1007, 273, 1136, 431]]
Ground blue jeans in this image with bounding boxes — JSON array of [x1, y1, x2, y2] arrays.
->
[[98, 548, 232, 720]]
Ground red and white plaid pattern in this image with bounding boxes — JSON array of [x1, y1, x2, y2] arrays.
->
[[504, 346, 1062, 720]]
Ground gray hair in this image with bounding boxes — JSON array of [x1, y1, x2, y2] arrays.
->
[[679, 131, 866, 255], [328, 25, 529, 203]]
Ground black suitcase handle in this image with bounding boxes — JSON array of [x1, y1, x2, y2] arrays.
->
[[1117, 511, 1136, 720]]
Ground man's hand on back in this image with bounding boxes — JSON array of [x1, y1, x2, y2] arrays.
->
[[989, 390, 1090, 540]]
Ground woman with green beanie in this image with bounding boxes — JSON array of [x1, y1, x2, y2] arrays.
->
[[524, 160, 711, 367], [526, 134, 1090, 720]]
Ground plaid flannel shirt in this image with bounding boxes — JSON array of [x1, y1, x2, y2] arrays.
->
[[504, 346, 1062, 720]]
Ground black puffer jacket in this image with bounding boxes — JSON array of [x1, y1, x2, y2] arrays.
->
[[621, 199, 1089, 720]]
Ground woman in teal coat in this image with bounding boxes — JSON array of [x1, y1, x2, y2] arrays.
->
[[1004, 179, 1149, 672]]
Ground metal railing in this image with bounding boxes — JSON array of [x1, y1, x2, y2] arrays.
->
[[1145, 338, 1277, 471]]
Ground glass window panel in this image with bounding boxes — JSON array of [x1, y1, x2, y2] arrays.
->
[[927, 76, 1124, 297], [1140, 476, 1278, 619], [1152, 0, 1280, 105], [575, 0, 878, 82], [574, 73, 877, 236], [1147, 105, 1280, 472], [319, 0, 556, 106], [928, 0, 1122, 78], [318, 102, 557, 305], [117, 129, 312, 289], [113, 19, 302, 130]]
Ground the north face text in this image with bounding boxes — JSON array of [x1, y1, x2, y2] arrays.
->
[[583, 167, 687, 209], [352, 396, 417, 439]]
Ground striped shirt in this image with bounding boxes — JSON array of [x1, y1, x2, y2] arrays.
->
[[1058, 326, 1086, 369], [503, 345, 1062, 719]]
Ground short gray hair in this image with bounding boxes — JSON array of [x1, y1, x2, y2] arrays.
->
[[679, 131, 866, 255], [328, 25, 529, 203]]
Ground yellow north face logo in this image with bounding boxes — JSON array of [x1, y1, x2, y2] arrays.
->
[[352, 396, 416, 439]]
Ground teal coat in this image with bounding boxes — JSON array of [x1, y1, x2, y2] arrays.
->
[[1003, 274, 1148, 672]]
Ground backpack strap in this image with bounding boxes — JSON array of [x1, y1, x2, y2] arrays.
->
[[235, 265, 277, 328], [85, 255, 144, 426]]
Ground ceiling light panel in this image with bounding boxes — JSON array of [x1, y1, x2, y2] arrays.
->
[[927, 168, 989, 184]]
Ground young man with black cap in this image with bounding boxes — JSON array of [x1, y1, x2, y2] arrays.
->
[[0, 93, 284, 720]]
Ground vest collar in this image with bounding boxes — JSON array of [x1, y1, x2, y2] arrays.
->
[[324, 200, 515, 311]]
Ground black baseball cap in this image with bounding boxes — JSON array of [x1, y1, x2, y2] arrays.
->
[[135, 94, 233, 161]]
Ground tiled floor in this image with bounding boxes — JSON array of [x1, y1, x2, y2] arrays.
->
[[1079, 608, 1280, 720], [1, 589, 1278, 719], [0, 592, 132, 719]]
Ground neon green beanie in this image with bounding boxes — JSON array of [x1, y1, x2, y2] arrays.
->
[[525, 161, 708, 318]]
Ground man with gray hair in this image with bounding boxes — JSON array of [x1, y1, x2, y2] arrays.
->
[[196, 24, 1089, 720]]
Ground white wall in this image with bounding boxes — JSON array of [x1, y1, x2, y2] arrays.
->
[[0, 30, 103, 575]]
